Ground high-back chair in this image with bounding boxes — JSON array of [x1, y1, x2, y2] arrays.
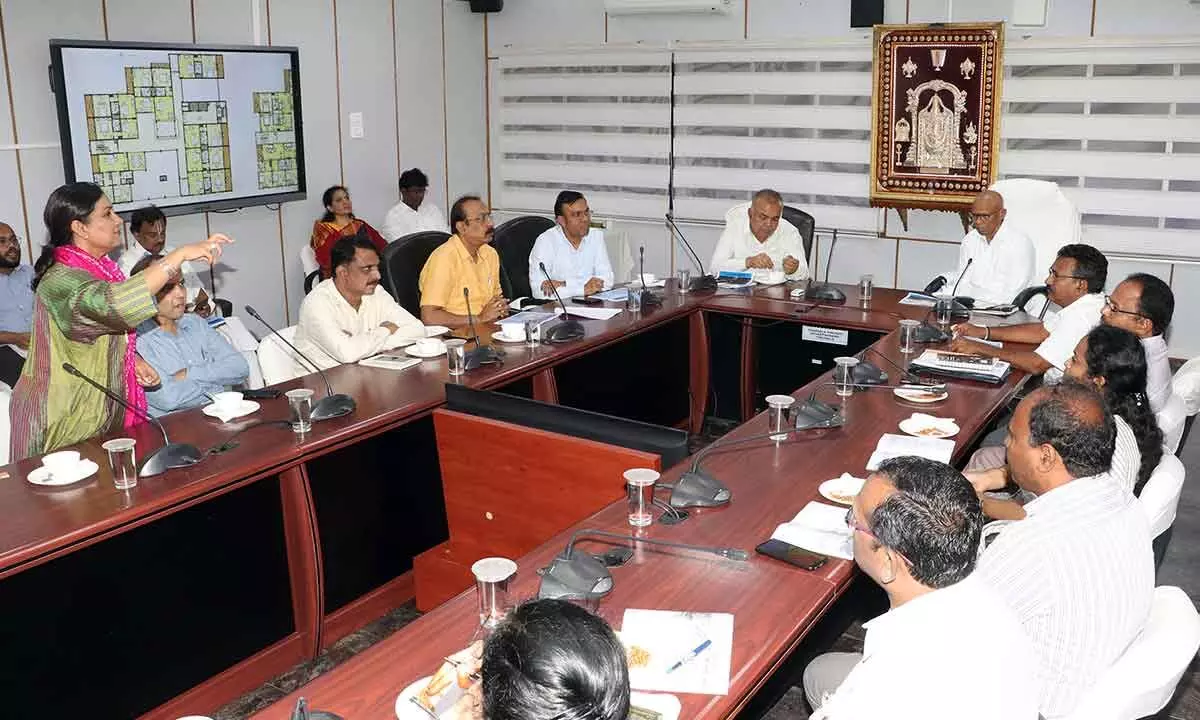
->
[[256, 325, 308, 386], [781, 205, 816, 264], [1137, 453, 1186, 571], [300, 245, 321, 295], [0, 386, 9, 466], [380, 231, 451, 316], [990, 178, 1081, 315], [491, 215, 555, 300]]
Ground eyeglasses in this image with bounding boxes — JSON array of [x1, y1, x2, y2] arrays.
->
[[1104, 294, 1145, 319], [0, 234, 19, 245], [465, 213, 493, 225], [845, 508, 913, 567], [1048, 267, 1086, 281]]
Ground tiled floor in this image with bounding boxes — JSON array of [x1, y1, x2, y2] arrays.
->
[[217, 423, 1200, 719]]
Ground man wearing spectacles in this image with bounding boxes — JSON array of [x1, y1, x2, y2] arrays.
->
[[951, 243, 1107, 381], [804, 456, 1038, 720], [419, 195, 508, 329], [710, 188, 809, 281], [923, 189, 1037, 307], [529, 191, 613, 300], [0, 223, 33, 387], [1102, 273, 1175, 413]]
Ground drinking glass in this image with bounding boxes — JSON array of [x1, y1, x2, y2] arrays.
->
[[765, 394, 795, 441], [676, 269, 692, 294], [472, 557, 517, 631], [898, 318, 921, 354], [524, 319, 540, 347], [445, 338, 467, 376], [624, 468, 659, 527], [285, 388, 314, 433], [101, 438, 138, 489], [626, 287, 642, 313], [859, 274, 874, 303], [833, 356, 859, 397], [935, 294, 955, 328]]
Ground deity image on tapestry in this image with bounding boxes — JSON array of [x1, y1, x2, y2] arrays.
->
[[869, 23, 1004, 212]]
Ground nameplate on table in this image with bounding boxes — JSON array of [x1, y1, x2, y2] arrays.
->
[[801, 326, 849, 346]]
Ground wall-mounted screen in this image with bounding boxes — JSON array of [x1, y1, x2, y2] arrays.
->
[[49, 39, 306, 215]]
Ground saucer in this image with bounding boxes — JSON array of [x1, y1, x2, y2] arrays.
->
[[424, 325, 450, 337], [202, 399, 260, 421], [491, 332, 525, 344], [818, 474, 865, 505], [395, 675, 435, 720], [898, 415, 959, 438], [27, 459, 100, 487], [406, 344, 447, 359], [893, 387, 949, 404]]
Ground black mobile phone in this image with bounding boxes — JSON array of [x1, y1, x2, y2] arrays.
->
[[571, 296, 603, 306], [755, 539, 828, 570], [242, 388, 282, 400]]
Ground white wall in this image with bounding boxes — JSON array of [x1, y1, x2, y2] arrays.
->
[[0, 0, 450, 330], [479, 0, 1200, 357]]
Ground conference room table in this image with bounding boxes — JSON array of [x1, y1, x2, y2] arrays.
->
[[249, 288, 1030, 720], [0, 280, 1029, 719]]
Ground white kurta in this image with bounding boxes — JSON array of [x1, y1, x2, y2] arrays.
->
[[710, 202, 810, 280], [381, 201, 448, 241], [295, 279, 426, 370], [528, 226, 614, 299], [937, 222, 1037, 307]]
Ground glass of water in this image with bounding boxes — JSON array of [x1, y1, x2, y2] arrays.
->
[[676, 268, 692, 294], [624, 468, 659, 527], [935, 294, 955, 328], [445, 338, 467, 376], [524, 319, 540, 347], [859, 274, 874, 303], [102, 438, 138, 489], [765, 394, 795, 441], [626, 286, 642, 313], [898, 318, 921, 353], [833, 356, 859, 397], [285, 388, 314, 433], [472, 557, 517, 631]]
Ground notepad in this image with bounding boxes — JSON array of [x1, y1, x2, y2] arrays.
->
[[866, 433, 956, 471], [565, 306, 623, 320], [621, 609, 733, 696], [771, 501, 854, 560]]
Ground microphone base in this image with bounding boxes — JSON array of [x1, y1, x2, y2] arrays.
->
[[139, 443, 204, 477], [639, 289, 663, 311], [914, 324, 951, 344], [851, 362, 887, 386], [464, 345, 504, 370], [312, 393, 356, 422], [543, 319, 586, 343], [537, 551, 614, 600], [794, 399, 845, 429], [670, 469, 733, 508], [688, 275, 719, 293], [805, 284, 847, 302]]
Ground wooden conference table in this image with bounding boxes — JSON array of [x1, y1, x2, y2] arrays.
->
[[248, 288, 1028, 720], [0, 281, 1026, 719]]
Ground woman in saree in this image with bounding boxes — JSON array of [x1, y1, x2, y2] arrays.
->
[[9, 182, 232, 460], [309, 185, 388, 277]]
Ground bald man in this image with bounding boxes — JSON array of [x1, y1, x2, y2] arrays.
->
[[0, 222, 33, 386], [925, 190, 1036, 307]]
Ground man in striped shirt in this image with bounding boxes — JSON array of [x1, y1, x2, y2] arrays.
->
[[977, 382, 1154, 717]]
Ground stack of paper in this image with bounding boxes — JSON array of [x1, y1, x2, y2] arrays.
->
[[621, 609, 734, 696], [909, 349, 1010, 382], [771, 501, 854, 560], [591, 287, 630, 302], [866, 433, 956, 471], [899, 292, 936, 306]]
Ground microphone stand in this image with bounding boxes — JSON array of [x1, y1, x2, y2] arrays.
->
[[461, 287, 503, 369], [637, 245, 662, 311], [538, 262, 585, 342], [63, 363, 203, 477], [804, 228, 847, 302], [664, 214, 718, 293], [245, 305, 355, 422]]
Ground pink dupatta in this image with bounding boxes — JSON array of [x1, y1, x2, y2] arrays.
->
[[53, 244, 147, 429]]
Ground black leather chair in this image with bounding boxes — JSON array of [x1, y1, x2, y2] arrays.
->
[[303, 269, 322, 295], [1012, 285, 1051, 319], [781, 205, 815, 264], [491, 215, 554, 300], [380, 231, 451, 316]]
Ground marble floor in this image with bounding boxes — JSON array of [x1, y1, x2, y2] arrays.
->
[[217, 421, 1200, 719]]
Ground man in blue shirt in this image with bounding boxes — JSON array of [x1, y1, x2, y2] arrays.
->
[[0, 224, 33, 387], [132, 256, 248, 416]]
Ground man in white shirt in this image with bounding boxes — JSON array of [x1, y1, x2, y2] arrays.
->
[[925, 190, 1037, 307], [803, 456, 1039, 720], [710, 189, 809, 281], [951, 243, 1107, 382], [295, 235, 427, 370], [977, 383, 1153, 717], [116, 205, 212, 316], [529, 191, 614, 299], [1102, 272, 1175, 413], [381, 168, 448, 241]]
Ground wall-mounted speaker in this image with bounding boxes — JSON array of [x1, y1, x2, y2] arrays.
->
[[850, 0, 884, 28], [468, 0, 503, 12]]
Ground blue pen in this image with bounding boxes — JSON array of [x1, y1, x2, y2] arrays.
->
[[666, 638, 712, 674]]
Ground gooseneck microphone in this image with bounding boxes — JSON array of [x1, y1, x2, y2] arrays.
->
[[537, 528, 749, 600], [245, 305, 355, 422], [857, 346, 935, 386], [638, 245, 662, 311], [805, 228, 847, 302], [461, 287, 502, 369], [538, 262, 585, 342], [664, 214, 718, 292], [63, 362, 203, 477], [950, 257, 973, 299]]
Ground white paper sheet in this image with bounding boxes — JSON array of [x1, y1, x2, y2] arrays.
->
[[866, 433, 956, 471], [564, 306, 623, 320], [771, 501, 854, 560], [621, 609, 734, 696]]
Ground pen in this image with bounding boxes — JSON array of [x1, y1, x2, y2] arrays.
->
[[666, 638, 712, 674]]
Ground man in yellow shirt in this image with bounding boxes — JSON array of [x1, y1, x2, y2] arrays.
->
[[418, 195, 508, 329]]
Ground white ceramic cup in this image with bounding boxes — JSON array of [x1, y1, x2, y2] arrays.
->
[[765, 270, 786, 284], [42, 450, 81, 479], [212, 391, 243, 413], [415, 337, 444, 354]]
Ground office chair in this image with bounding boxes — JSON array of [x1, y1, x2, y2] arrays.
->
[[491, 215, 554, 300], [380, 231, 451, 316], [781, 205, 815, 264]]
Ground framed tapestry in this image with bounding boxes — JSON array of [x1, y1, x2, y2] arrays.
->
[[869, 22, 1005, 218]]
